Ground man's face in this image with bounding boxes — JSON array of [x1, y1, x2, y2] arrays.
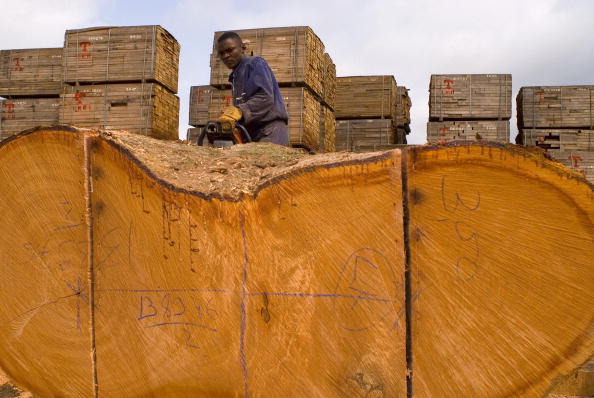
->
[[217, 37, 244, 70]]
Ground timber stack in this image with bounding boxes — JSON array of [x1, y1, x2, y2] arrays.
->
[[395, 86, 412, 144], [427, 74, 512, 143], [0, 48, 62, 139], [334, 75, 406, 151], [189, 26, 336, 151], [516, 85, 594, 183], [61, 25, 180, 140]]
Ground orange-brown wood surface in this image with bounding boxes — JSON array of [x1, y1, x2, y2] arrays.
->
[[0, 128, 592, 398]]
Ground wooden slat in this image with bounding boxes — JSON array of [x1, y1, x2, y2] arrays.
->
[[319, 103, 335, 152], [427, 120, 510, 143], [320, 53, 336, 110], [545, 149, 594, 185], [517, 86, 594, 129], [518, 129, 594, 151], [0, 48, 63, 97], [335, 119, 395, 151], [395, 86, 411, 126], [188, 85, 215, 127], [0, 97, 60, 140], [335, 76, 397, 120], [63, 25, 180, 93], [209, 27, 325, 97], [429, 74, 512, 120], [59, 83, 179, 140]]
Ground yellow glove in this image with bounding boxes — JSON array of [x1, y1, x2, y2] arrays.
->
[[219, 106, 242, 122]]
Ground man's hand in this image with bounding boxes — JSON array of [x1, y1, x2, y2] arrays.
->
[[219, 106, 242, 123]]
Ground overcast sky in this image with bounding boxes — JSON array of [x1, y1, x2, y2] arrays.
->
[[1, 0, 593, 144]]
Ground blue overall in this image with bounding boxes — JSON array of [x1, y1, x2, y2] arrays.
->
[[229, 56, 289, 146]]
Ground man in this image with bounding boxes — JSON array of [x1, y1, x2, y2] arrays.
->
[[217, 31, 289, 146]]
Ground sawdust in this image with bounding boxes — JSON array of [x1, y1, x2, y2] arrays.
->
[[101, 130, 392, 200]]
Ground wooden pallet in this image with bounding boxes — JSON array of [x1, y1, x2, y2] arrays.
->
[[209, 26, 326, 97], [59, 83, 179, 140], [517, 129, 594, 151], [517, 86, 594, 129], [546, 149, 594, 184], [429, 74, 512, 120], [335, 76, 397, 120], [0, 48, 63, 97], [335, 119, 395, 151], [427, 120, 510, 143], [63, 25, 180, 94], [0, 97, 60, 139], [395, 86, 411, 126]]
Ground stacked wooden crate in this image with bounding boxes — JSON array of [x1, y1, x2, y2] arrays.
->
[[334, 75, 401, 151], [516, 85, 594, 183], [395, 86, 411, 144], [0, 48, 63, 138], [427, 74, 512, 143], [61, 25, 180, 140], [188, 86, 333, 150], [199, 26, 335, 151]]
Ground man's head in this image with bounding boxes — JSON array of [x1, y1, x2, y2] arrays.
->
[[217, 31, 245, 70]]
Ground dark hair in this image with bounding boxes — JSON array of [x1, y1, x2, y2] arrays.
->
[[218, 31, 242, 44]]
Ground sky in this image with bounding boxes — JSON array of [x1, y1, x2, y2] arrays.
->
[[1, 0, 593, 144]]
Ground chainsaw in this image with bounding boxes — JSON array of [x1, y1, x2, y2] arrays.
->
[[196, 120, 252, 147]]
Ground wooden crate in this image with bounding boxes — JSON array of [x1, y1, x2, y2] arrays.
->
[[546, 149, 594, 184], [320, 53, 336, 110], [395, 86, 411, 126], [429, 74, 512, 120], [335, 76, 397, 120], [517, 86, 594, 129], [209, 26, 325, 97], [186, 127, 201, 142], [335, 119, 395, 151], [59, 83, 179, 140], [63, 25, 180, 93], [517, 129, 594, 151], [0, 48, 63, 97], [427, 120, 510, 143], [0, 97, 60, 139], [319, 103, 335, 152], [189, 85, 216, 127]]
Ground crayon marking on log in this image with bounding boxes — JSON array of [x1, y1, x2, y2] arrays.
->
[[333, 248, 399, 332], [438, 176, 481, 281]]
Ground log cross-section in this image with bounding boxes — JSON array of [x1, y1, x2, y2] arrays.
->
[[0, 127, 592, 398]]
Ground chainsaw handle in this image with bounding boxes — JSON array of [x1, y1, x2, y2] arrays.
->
[[196, 121, 252, 146]]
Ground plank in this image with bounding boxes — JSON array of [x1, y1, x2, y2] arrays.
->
[[0, 97, 60, 140], [0, 48, 63, 97], [429, 74, 512, 120], [517, 86, 594, 129], [335, 76, 397, 120], [59, 83, 179, 140], [427, 120, 510, 143], [518, 129, 594, 151], [63, 25, 180, 93], [395, 86, 411, 126], [335, 119, 395, 151]]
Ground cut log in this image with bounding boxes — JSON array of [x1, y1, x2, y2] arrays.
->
[[0, 127, 592, 398]]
